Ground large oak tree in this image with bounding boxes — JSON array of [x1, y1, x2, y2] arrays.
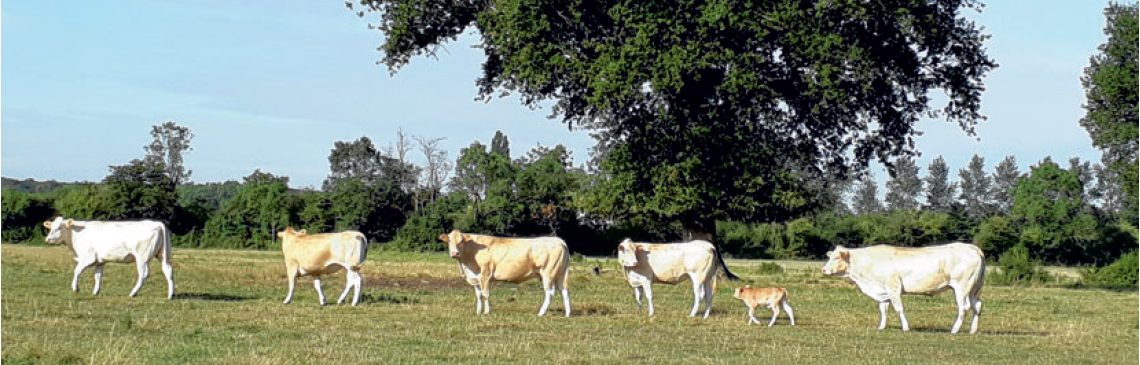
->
[[352, 0, 996, 236]]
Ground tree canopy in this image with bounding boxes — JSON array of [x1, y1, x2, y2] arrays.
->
[[352, 0, 996, 234], [1080, 2, 1138, 213]]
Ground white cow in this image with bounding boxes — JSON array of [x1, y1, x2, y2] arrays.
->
[[821, 243, 986, 334], [617, 238, 741, 318], [439, 230, 571, 317], [278, 227, 370, 306], [42, 216, 175, 299]]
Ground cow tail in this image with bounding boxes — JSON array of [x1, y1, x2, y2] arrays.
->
[[351, 233, 368, 271], [714, 246, 741, 281], [157, 224, 173, 265]]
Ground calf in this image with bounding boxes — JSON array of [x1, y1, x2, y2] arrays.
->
[[617, 238, 740, 318], [733, 287, 795, 326], [279, 227, 370, 306], [42, 217, 175, 298], [439, 230, 571, 317], [821, 243, 985, 333]]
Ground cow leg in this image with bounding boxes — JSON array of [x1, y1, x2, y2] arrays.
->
[[689, 278, 704, 317], [950, 288, 969, 334], [632, 286, 643, 308], [336, 270, 355, 305], [701, 278, 715, 318], [538, 276, 555, 317], [783, 300, 796, 326], [644, 285, 655, 316], [557, 275, 571, 317], [969, 297, 983, 334], [891, 297, 909, 332], [283, 266, 298, 304], [747, 304, 759, 325], [877, 301, 890, 330], [128, 259, 150, 298], [160, 257, 175, 299], [71, 260, 95, 293], [313, 277, 326, 306], [91, 265, 105, 295], [472, 286, 484, 314], [352, 269, 364, 306], [768, 304, 781, 327], [478, 273, 493, 314]]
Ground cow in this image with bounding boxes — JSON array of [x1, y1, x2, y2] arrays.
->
[[820, 243, 986, 334], [42, 216, 175, 299], [733, 286, 795, 327], [439, 230, 571, 317], [616, 238, 741, 318], [278, 227, 370, 306]]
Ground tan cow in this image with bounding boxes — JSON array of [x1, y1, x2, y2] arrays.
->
[[821, 243, 986, 334], [278, 227, 370, 306], [617, 238, 740, 318], [439, 230, 571, 317], [733, 286, 795, 326]]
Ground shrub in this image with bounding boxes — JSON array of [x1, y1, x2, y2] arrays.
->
[[755, 262, 785, 275], [992, 244, 1050, 285], [1081, 250, 1139, 290]]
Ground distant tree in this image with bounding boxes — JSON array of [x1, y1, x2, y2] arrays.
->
[[924, 156, 958, 213], [1012, 159, 1098, 263], [414, 135, 452, 209], [144, 121, 194, 186], [1080, 2, 1138, 212], [515, 145, 583, 234], [490, 130, 511, 159], [1089, 163, 1129, 216], [353, 0, 996, 238], [884, 157, 923, 211], [851, 175, 883, 216], [958, 155, 993, 219], [991, 156, 1021, 215], [1068, 157, 1096, 208], [449, 140, 522, 234], [323, 136, 416, 193], [101, 159, 177, 222], [391, 128, 421, 194], [205, 170, 298, 248]]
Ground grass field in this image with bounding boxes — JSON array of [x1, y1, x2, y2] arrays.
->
[[2, 244, 1136, 364]]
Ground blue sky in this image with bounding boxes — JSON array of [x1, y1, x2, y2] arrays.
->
[[1, 1, 1109, 189]]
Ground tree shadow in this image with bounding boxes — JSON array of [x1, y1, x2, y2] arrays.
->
[[173, 292, 254, 302]]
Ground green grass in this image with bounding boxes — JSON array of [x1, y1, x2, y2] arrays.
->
[[2, 244, 1136, 364]]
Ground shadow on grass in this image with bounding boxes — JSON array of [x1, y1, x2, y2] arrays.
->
[[907, 327, 1051, 337], [173, 292, 254, 302], [361, 292, 420, 305]]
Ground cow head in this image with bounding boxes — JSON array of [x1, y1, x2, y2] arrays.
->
[[616, 238, 640, 267], [277, 227, 296, 240], [821, 246, 851, 277], [439, 230, 471, 259], [42, 216, 76, 244]]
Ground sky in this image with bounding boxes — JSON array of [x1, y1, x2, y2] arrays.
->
[[1, 1, 1111, 189]]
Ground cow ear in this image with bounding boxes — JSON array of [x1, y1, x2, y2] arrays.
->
[[838, 250, 850, 259], [65, 219, 75, 227], [462, 234, 471, 242], [438, 234, 449, 242], [43, 221, 52, 229], [298, 229, 307, 235], [277, 231, 286, 238]]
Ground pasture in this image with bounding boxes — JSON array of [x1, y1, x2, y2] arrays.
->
[[2, 244, 1136, 364]]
